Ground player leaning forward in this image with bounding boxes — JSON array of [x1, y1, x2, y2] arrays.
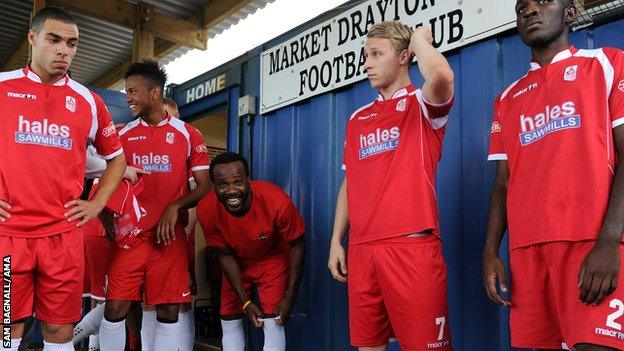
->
[[0, 7, 126, 351], [328, 21, 455, 350], [197, 152, 306, 351]]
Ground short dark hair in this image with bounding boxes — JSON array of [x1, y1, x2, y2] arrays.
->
[[209, 152, 249, 181], [31, 7, 76, 32], [124, 59, 168, 92]]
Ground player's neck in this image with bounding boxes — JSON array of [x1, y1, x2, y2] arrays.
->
[[142, 107, 168, 126], [530, 35, 570, 68], [29, 62, 65, 85], [378, 74, 411, 100]]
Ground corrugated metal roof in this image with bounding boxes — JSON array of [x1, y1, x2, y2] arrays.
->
[[0, 0, 274, 86], [0, 0, 33, 69]]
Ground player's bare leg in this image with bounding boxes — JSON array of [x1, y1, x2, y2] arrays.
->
[[1, 323, 25, 350], [359, 345, 387, 351], [40, 322, 73, 342]]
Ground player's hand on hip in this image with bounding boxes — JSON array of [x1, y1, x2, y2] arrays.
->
[[0, 200, 11, 222], [64, 199, 105, 226], [483, 253, 511, 307], [579, 239, 620, 305], [123, 166, 150, 184], [245, 303, 264, 328], [274, 295, 295, 325], [157, 204, 179, 245], [328, 242, 348, 283]]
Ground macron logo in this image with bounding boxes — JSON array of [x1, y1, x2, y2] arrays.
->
[[512, 83, 538, 100], [8, 92, 37, 100]]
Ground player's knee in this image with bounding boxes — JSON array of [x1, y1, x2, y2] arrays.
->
[[575, 343, 618, 351], [104, 300, 131, 321], [155, 303, 179, 321], [40, 322, 73, 343], [8, 323, 24, 339], [358, 345, 387, 351]]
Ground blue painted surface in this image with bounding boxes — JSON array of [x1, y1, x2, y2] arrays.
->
[[174, 17, 624, 351]]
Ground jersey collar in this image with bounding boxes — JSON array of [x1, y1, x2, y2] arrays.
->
[[139, 113, 172, 127], [23, 64, 69, 86], [376, 84, 416, 101], [529, 46, 577, 71]]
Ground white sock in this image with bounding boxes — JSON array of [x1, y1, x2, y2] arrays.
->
[[141, 309, 157, 351], [88, 334, 100, 351], [221, 319, 245, 351], [42, 341, 73, 351], [73, 302, 105, 344], [179, 310, 195, 351], [262, 317, 285, 351], [98, 318, 126, 351], [153, 320, 180, 351], [0, 338, 20, 351]]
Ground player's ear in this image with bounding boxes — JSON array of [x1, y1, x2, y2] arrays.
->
[[399, 49, 411, 65]]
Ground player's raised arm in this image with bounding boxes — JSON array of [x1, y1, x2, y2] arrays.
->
[[409, 26, 454, 105]]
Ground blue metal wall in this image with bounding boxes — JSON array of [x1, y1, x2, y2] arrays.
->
[[175, 16, 624, 351]]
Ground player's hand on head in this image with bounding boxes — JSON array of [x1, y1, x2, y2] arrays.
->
[[409, 26, 434, 54], [578, 239, 620, 305], [0, 200, 11, 222], [328, 242, 348, 283], [274, 295, 295, 325], [64, 199, 105, 227], [483, 253, 511, 307], [156, 203, 179, 245], [123, 166, 150, 184], [245, 302, 264, 328]]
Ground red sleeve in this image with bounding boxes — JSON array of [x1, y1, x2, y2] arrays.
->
[[606, 48, 624, 128], [487, 98, 507, 161], [276, 195, 305, 242], [186, 125, 210, 172], [423, 94, 454, 119], [197, 196, 227, 248], [415, 89, 453, 130], [92, 93, 123, 160]]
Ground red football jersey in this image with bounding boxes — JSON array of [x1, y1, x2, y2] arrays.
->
[[0, 66, 122, 237], [488, 46, 624, 249], [343, 84, 453, 245], [118, 116, 209, 233], [197, 180, 305, 261]]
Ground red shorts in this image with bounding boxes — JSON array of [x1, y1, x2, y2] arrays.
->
[[0, 229, 84, 324], [348, 235, 452, 350], [510, 241, 624, 350], [105, 227, 191, 305], [83, 235, 112, 301], [220, 255, 288, 316]]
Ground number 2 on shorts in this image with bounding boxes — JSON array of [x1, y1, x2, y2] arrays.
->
[[606, 298, 623, 331]]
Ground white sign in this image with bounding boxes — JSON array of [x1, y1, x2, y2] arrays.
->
[[260, 0, 517, 113]]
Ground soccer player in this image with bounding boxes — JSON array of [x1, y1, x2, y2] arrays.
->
[[327, 21, 455, 350], [196, 152, 306, 351], [98, 60, 211, 351], [161, 96, 197, 351], [483, 1, 624, 350], [0, 7, 126, 351]]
